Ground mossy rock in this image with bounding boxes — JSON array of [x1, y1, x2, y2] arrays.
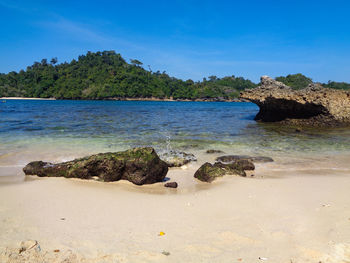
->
[[194, 162, 246, 183], [23, 147, 168, 185]]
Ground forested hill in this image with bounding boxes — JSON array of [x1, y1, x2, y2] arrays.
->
[[0, 51, 257, 100]]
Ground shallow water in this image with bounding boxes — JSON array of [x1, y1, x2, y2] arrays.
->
[[1, 100, 350, 178]]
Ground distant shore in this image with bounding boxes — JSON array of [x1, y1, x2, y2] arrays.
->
[[0, 96, 248, 102], [0, 97, 56, 100]]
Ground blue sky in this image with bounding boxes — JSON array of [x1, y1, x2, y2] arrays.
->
[[1, 0, 350, 83]]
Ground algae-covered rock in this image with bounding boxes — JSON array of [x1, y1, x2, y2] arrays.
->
[[194, 162, 246, 183], [233, 159, 255, 170], [159, 150, 197, 167], [23, 147, 168, 185]]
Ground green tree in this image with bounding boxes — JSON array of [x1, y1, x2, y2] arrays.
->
[[275, 74, 312, 90]]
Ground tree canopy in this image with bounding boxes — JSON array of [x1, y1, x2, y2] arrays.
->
[[0, 51, 257, 99], [1, 52, 348, 100], [275, 74, 313, 90]]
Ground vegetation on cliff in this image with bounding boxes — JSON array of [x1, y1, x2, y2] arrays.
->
[[276, 73, 350, 90], [0, 51, 256, 100]]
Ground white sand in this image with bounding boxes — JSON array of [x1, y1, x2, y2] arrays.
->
[[1, 155, 350, 263]]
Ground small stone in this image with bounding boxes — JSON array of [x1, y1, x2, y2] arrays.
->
[[206, 149, 223, 154], [164, 182, 178, 188]]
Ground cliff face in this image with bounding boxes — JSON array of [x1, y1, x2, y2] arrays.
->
[[240, 76, 350, 126]]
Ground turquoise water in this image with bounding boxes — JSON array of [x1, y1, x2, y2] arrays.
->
[[1, 100, 350, 170]]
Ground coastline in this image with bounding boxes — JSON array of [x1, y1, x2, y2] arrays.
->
[[0, 96, 248, 102], [0, 97, 56, 100]]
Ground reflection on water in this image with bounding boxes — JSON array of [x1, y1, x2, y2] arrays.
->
[[1, 100, 350, 170]]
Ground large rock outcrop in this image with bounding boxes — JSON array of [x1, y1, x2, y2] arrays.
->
[[23, 147, 168, 185], [240, 76, 350, 126]]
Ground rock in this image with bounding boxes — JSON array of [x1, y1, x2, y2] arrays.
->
[[159, 150, 197, 167], [216, 155, 273, 164], [164, 182, 178, 188], [23, 147, 168, 185], [206, 149, 224, 154], [194, 162, 246, 183], [240, 76, 350, 126], [233, 159, 255, 170]]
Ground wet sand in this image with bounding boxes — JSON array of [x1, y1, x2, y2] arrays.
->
[[0, 152, 350, 262]]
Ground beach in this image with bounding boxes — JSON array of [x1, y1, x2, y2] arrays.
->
[[1, 151, 350, 263], [1, 100, 350, 262]]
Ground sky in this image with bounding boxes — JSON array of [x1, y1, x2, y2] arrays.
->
[[0, 0, 350, 83]]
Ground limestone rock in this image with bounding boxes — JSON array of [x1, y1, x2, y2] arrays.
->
[[23, 147, 168, 185], [240, 76, 350, 126]]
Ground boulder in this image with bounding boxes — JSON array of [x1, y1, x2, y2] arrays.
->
[[23, 147, 168, 185], [194, 162, 246, 183], [159, 150, 197, 167], [240, 76, 350, 126], [216, 155, 273, 164]]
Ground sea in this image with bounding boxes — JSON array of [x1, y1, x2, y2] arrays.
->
[[1, 100, 350, 179]]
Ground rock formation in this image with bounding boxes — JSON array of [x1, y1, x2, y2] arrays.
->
[[240, 76, 350, 126], [23, 147, 168, 185], [194, 159, 254, 183]]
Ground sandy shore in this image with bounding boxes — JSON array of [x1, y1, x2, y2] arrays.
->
[[0, 154, 350, 263]]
